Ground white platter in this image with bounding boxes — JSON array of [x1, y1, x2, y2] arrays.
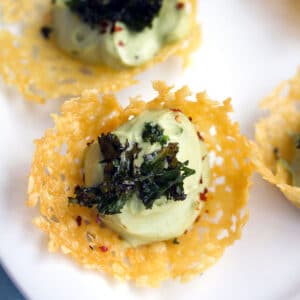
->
[[1, 1, 300, 299]]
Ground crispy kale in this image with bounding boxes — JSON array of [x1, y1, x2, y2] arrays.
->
[[69, 132, 195, 214], [139, 143, 195, 208], [142, 122, 169, 146], [64, 0, 163, 32]]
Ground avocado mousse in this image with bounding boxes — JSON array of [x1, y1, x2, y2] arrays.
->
[[50, 0, 190, 69], [275, 134, 300, 187], [69, 109, 210, 246]]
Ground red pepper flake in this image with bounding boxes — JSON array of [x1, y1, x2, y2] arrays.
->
[[170, 108, 182, 113], [184, 230, 188, 235], [199, 188, 208, 201], [199, 176, 203, 184], [99, 245, 108, 252], [202, 155, 207, 161], [176, 2, 185, 10], [96, 214, 105, 227], [113, 25, 123, 32], [205, 209, 209, 213], [197, 131, 204, 141], [118, 41, 125, 47], [89, 245, 94, 250], [86, 140, 94, 146], [189, 116, 192, 121], [175, 115, 181, 123], [195, 216, 201, 222], [96, 214, 101, 224], [76, 215, 82, 226]]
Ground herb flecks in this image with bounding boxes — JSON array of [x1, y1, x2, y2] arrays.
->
[[173, 238, 180, 244], [64, 0, 163, 32], [142, 122, 169, 146], [40, 26, 53, 39], [69, 133, 195, 214]]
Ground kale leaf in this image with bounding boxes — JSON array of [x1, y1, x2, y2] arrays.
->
[[98, 133, 126, 160], [142, 122, 169, 146], [138, 143, 195, 208], [69, 131, 195, 214], [64, 0, 162, 32]]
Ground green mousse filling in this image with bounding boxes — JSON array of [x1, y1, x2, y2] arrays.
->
[[70, 110, 209, 246], [51, 0, 190, 68], [276, 134, 300, 187]]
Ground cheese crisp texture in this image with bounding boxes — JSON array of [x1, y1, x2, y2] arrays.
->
[[0, 0, 200, 103], [28, 82, 252, 286], [254, 70, 300, 208]]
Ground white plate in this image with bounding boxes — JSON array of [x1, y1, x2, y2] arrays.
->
[[1, 1, 300, 299]]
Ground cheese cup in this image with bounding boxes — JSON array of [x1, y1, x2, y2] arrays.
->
[[28, 82, 252, 286]]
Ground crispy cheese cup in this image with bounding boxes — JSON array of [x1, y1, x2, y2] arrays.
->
[[0, 0, 200, 103], [27, 82, 252, 286], [254, 72, 300, 208]]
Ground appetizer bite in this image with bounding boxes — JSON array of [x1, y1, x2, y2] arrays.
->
[[0, 0, 200, 103], [52, 0, 190, 68], [27, 82, 252, 285], [254, 72, 300, 208]]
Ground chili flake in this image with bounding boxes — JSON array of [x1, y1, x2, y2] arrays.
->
[[200, 188, 208, 201], [176, 2, 185, 10], [113, 25, 123, 32], [170, 108, 182, 113], [99, 245, 109, 252], [175, 115, 181, 123], [76, 215, 82, 226], [197, 131, 204, 141]]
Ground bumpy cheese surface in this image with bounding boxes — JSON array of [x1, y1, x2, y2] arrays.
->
[[0, 0, 200, 103], [27, 82, 252, 286], [254, 71, 300, 208]]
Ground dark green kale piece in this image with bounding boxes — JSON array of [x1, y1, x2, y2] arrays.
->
[[138, 143, 195, 208], [69, 135, 140, 214], [64, 0, 163, 32], [69, 133, 195, 214], [142, 122, 169, 146], [98, 133, 126, 161]]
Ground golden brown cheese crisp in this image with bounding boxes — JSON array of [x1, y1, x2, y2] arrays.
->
[[254, 71, 300, 208], [27, 81, 252, 286], [0, 0, 200, 103]]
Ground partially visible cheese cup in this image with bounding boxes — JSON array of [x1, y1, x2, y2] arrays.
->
[[254, 71, 300, 208], [0, 0, 200, 103]]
